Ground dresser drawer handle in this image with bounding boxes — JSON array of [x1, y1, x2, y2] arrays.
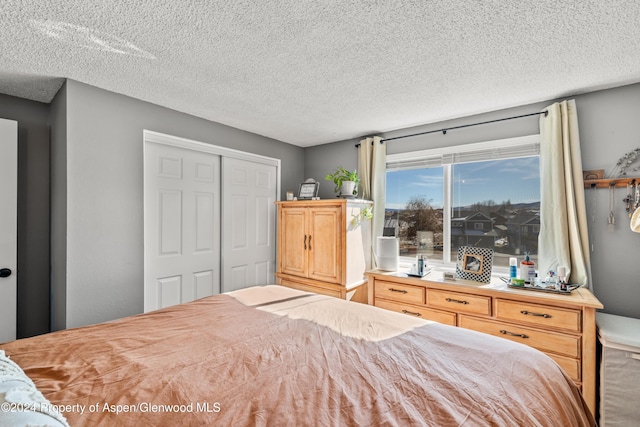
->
[[500, 329, 529, 339], [389, 288, 408, 294], [520, 310, 551, 318], [445, 297, 469, 305], [402, 309, 422, 317]]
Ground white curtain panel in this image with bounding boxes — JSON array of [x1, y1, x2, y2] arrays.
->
[[539, 100, 592, 287], [358, 136, 386, 265], [357, 138, 373, 200]]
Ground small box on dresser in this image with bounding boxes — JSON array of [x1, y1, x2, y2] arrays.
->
[[596, 312, 640, 427]]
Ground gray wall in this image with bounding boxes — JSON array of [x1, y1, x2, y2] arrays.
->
[[0, 94, 51, 338], [577, 84, 640, 319], [52, 79, 304, 329], [305, 83, 640, 319]]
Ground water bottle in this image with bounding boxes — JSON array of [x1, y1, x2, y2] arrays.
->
[[509, 257, 517, 281]]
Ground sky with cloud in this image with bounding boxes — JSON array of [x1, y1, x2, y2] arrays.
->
[[386, 157, 540, 210]]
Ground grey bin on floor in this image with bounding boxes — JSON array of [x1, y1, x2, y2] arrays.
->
[[596, 312, 640, 427]]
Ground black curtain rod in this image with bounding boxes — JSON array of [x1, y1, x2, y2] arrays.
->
[[355, 110, 548, 147]]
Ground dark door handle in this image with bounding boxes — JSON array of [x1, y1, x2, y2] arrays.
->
[[0, 268, 11, 278]]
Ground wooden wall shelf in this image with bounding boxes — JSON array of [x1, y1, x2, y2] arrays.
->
[[584, 177, 639, 189]]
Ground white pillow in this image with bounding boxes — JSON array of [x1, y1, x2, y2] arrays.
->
[[0, 350, 70, 427]]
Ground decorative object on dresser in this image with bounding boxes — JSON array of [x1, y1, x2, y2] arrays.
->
[[455, 246, 494, 283], [376, 236, 399, 271], [324, 166, 360, 197], [366, 269, 603, 417], [276, 199, 372, 302], [297, 178, 319, 199]]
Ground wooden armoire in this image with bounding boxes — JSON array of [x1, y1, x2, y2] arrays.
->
[[275, 199, 372, 303]]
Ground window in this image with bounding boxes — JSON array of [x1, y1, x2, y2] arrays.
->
[[385, 135, 540, 271]]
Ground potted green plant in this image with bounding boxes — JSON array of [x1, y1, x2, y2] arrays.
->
[[325, 167, 360, 197]]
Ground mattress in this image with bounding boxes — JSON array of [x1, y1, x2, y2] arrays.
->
[[1, 285, 594, 426]]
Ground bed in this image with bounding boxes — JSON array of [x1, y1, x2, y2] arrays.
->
[[1, 285, 595, 426]]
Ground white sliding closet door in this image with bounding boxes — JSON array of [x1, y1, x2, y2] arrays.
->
[[222, 157, 277, 292], [144, 142, 221, 311]]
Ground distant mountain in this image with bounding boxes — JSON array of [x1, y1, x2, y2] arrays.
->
[[386, 201, 540, 213], [509, 201, 540, 210]]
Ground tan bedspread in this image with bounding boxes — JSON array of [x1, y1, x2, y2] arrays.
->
[[2, 286, 594, 426]]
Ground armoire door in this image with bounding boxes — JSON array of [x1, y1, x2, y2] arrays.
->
[[144, 141, 221, 311], [307, 206, 342, 283], [0, 119, 17, 343], [278, 206, 307, 278], [221, 157, 277, 292]]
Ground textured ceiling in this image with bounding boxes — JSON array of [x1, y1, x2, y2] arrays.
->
[[2, 1, 640, 147]]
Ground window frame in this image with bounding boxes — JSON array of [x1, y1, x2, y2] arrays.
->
[[386, 134, 540, 274]]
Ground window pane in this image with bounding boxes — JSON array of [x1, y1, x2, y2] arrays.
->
[[385, 167, 444, 261], [451, 157, 540, 268]]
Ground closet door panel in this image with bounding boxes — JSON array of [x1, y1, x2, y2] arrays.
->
[[144, 142, 221, 311], [222, 157, 277, 292]]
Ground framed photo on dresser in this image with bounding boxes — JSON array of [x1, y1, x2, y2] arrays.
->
[[456, 246, 493, 283], [298, 180, 319, 199]]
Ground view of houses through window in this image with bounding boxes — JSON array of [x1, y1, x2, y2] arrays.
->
[[385, 154, 540, 269]]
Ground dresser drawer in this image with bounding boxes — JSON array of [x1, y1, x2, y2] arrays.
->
[[459, 315, 581, 358], [427, 289, 491, 316], [375, 281, 425, 305], [375, 299, 457, 326], [495, 299, 581, 332], [546, 352, 581, 382]]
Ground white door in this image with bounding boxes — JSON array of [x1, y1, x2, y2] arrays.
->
[[144, 142, 221, 311], [0, 119, 17, 342], [222, 158, 277, 292]]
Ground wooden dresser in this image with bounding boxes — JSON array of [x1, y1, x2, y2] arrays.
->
[[275, 199, 372, 303], [366, 269, 603, 416]]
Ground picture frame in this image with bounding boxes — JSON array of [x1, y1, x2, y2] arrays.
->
[[298, 181, 319, 199], [462, 254, 484, 274], [455, 246, 493, 283]]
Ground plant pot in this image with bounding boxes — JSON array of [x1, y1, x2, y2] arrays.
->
[[340, 181, 356, 196]]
